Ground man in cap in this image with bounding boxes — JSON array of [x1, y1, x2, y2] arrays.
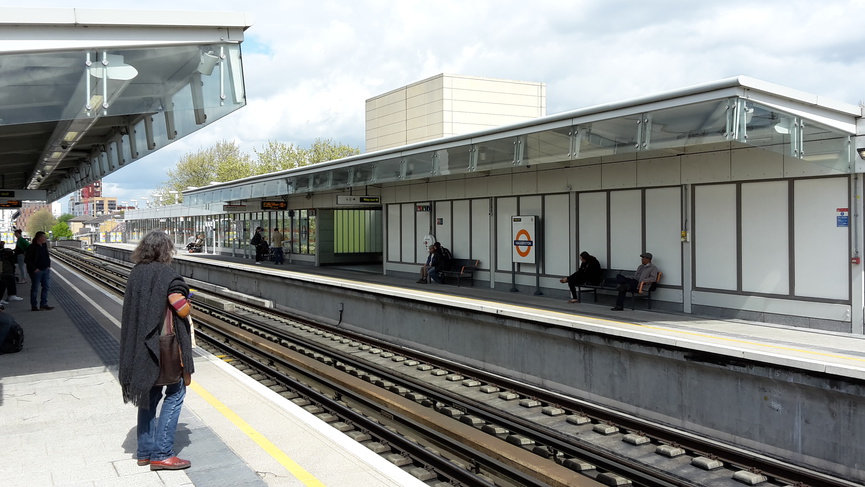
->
[[610, 252, 659, 311]]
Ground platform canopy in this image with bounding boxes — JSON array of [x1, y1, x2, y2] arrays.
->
[[183, 76, 862, 208], [0, 8, 252, 203]]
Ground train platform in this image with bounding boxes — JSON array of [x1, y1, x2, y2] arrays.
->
[[0, 259, 427, 487], [156, 245, 865, 381]]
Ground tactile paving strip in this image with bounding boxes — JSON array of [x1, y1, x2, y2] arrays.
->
[[52, 283, 120, 366]]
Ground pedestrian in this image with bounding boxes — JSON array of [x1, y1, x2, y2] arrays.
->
[[250, 227, 265, 264], [24, 231, 52, 311], [119, 229, 194, 471], [559, 251, 602, 303], [271, 228, 284, 264], [610, 252, 660, 311], [0, 244, 24, 305], [13, 229, 28, 284]]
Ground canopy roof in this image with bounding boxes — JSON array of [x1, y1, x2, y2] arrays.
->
[[0, 8, 252, 203], [183, 76, 863, 207]]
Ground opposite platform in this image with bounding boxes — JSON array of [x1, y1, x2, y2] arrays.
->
[[0, 260, 425, 487]]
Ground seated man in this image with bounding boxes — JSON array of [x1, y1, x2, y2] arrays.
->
[[417, 242, 444, 284], [559, 251, 602, 303], [611, 252, 659, 311]]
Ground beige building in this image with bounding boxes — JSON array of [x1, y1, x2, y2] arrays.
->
[[365, 74, 546, 152]]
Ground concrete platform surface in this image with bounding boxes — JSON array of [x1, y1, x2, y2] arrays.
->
[[0, 261, 425, 487]]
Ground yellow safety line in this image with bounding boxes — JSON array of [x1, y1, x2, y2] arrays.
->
[[189, 382, 327, 487]]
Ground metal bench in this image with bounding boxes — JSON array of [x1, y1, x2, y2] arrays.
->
[[439, 259, 479, 287], [578, 269, 662, 309]]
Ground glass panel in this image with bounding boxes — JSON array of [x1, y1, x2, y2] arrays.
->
[[475, 137, 516, 171], [802, 122, 849, 172], [352, 164, 374, 185], [312, 171, 331, 190], [436, 145, 472, 175], [293, 174, 311, 193], [404, 152, 434, 178], [120, 133, 133, 164], [577, 114, 641, 159], [646, 100, 730, 151], [331, 168, 351, 188], [375, 157, 402, 182], [742, 103, 792, 154], [522, 126, 572, 165]]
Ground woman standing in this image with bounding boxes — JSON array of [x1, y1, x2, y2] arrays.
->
[[119, 230, 194, 470]]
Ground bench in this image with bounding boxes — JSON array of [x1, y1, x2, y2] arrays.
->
[[439, 259, 479, 287], [577, 269, 662, 309]]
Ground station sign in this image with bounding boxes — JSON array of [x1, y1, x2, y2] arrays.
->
[[512, 215, 538, 264], [416, 202, 431, 212], [337, 195, 381, 205], [0, 200, 22, 208], [261, 200, 287, 210], [223, 204, 247, 211], [0, 191, 14, 198]]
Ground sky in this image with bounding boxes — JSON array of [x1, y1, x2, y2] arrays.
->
[[8, 0, 865, 211]]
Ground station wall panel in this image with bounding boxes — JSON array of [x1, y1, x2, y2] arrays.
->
[[446, 178, 467, 200], [435, 201, 452, 252], [609, 190, 643, 270], [488, 174, 512, 197], [416, 206, 432, 264], [694, 184, 737, 290], [513, 171, 538, 195], [732, 147, 783, 181], [401, 203, 415, 263], [470, 199, 491, 269], [741, 181, 789, 295], [387, 204, 401, 262], [537, 168, 569, 194], [637, 156, 681, 188], [464, 174, 489, 198], [578, 192, 608, 267], [569, 164, 602, 192], [427, 181, 446, 200], [602, 161, 637, 189], [681, 151, 731, 184], [496, 197, 517, 271], [645, 187, 682, 286], [794, 177, 849, 300], [452, 200, 470, 259], [544, 194, 570, 276]]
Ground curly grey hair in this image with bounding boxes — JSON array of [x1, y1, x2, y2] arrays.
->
[[131, 230, 175, 264]]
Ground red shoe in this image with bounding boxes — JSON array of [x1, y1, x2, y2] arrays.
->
[[149, 456, 191, 470]]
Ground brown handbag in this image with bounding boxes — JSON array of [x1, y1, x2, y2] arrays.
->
[[154, 306, 183, 386]]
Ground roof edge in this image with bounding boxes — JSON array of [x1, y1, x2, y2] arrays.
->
[[0, 8, 254, 29]]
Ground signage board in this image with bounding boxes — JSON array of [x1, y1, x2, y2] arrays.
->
[[416, 202, 431, 212], [511, 215, 538, 264], [261, 200, 287, 210], [0, 200, 22, 208], [223, 204, 247, 212], [337, 195, 381, 205], [0, 191, 14, 198]]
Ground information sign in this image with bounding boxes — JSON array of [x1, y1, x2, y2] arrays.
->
[[261, 200, 287, 210], [511, 216, 538, 264]]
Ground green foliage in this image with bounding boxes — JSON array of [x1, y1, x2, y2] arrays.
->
[[57, 213, 75, 224], [26, 208, 56, 236], [154, 138, 360, 205], [51, 221, 73, 240]]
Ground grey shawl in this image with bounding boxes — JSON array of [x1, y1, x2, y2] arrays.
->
[[119, 262, 193, 407]]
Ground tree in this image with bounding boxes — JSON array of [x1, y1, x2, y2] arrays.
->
[[252, 138, 360, 174], [51, 221, 73, 240], [57, 213, 75, 224], [26, 208, 56, 235], [155, 140, 253, 205]]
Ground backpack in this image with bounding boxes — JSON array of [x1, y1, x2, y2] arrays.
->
[[0, 319, 23, 354], [250, 233, 261, 246], [441, 247, 453, 264]]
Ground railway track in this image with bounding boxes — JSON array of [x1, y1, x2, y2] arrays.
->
[[52, 247, 859, 487]]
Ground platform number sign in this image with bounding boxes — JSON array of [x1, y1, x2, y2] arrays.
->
[[512, 216, 538, 264]]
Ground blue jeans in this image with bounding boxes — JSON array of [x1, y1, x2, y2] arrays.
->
[[273, 247, 284, 264], [137, 381, 186, 461], [29, 268, 51, 308]]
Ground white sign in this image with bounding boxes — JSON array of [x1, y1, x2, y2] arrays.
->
[[337, 195, 381, 205], [511, 215, 538, 264]]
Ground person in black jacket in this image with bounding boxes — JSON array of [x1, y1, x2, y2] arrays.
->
[[559, 251, 602, 303], [250, 227, 265, 264], [24, 231, 53, 311]]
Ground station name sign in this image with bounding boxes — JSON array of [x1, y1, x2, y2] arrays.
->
[[0, 191, 14, 198], [261, 200, 287, 210], [337, 195, 381, 205], [222, 204, 247, 211], [0, 200, 22, 208]]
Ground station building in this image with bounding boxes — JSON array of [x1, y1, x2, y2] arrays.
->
[[124, 76, 865, 334]]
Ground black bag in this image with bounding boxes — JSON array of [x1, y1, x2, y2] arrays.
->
[[154, 307, 183, 386], [0, 321, 23, 354]]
